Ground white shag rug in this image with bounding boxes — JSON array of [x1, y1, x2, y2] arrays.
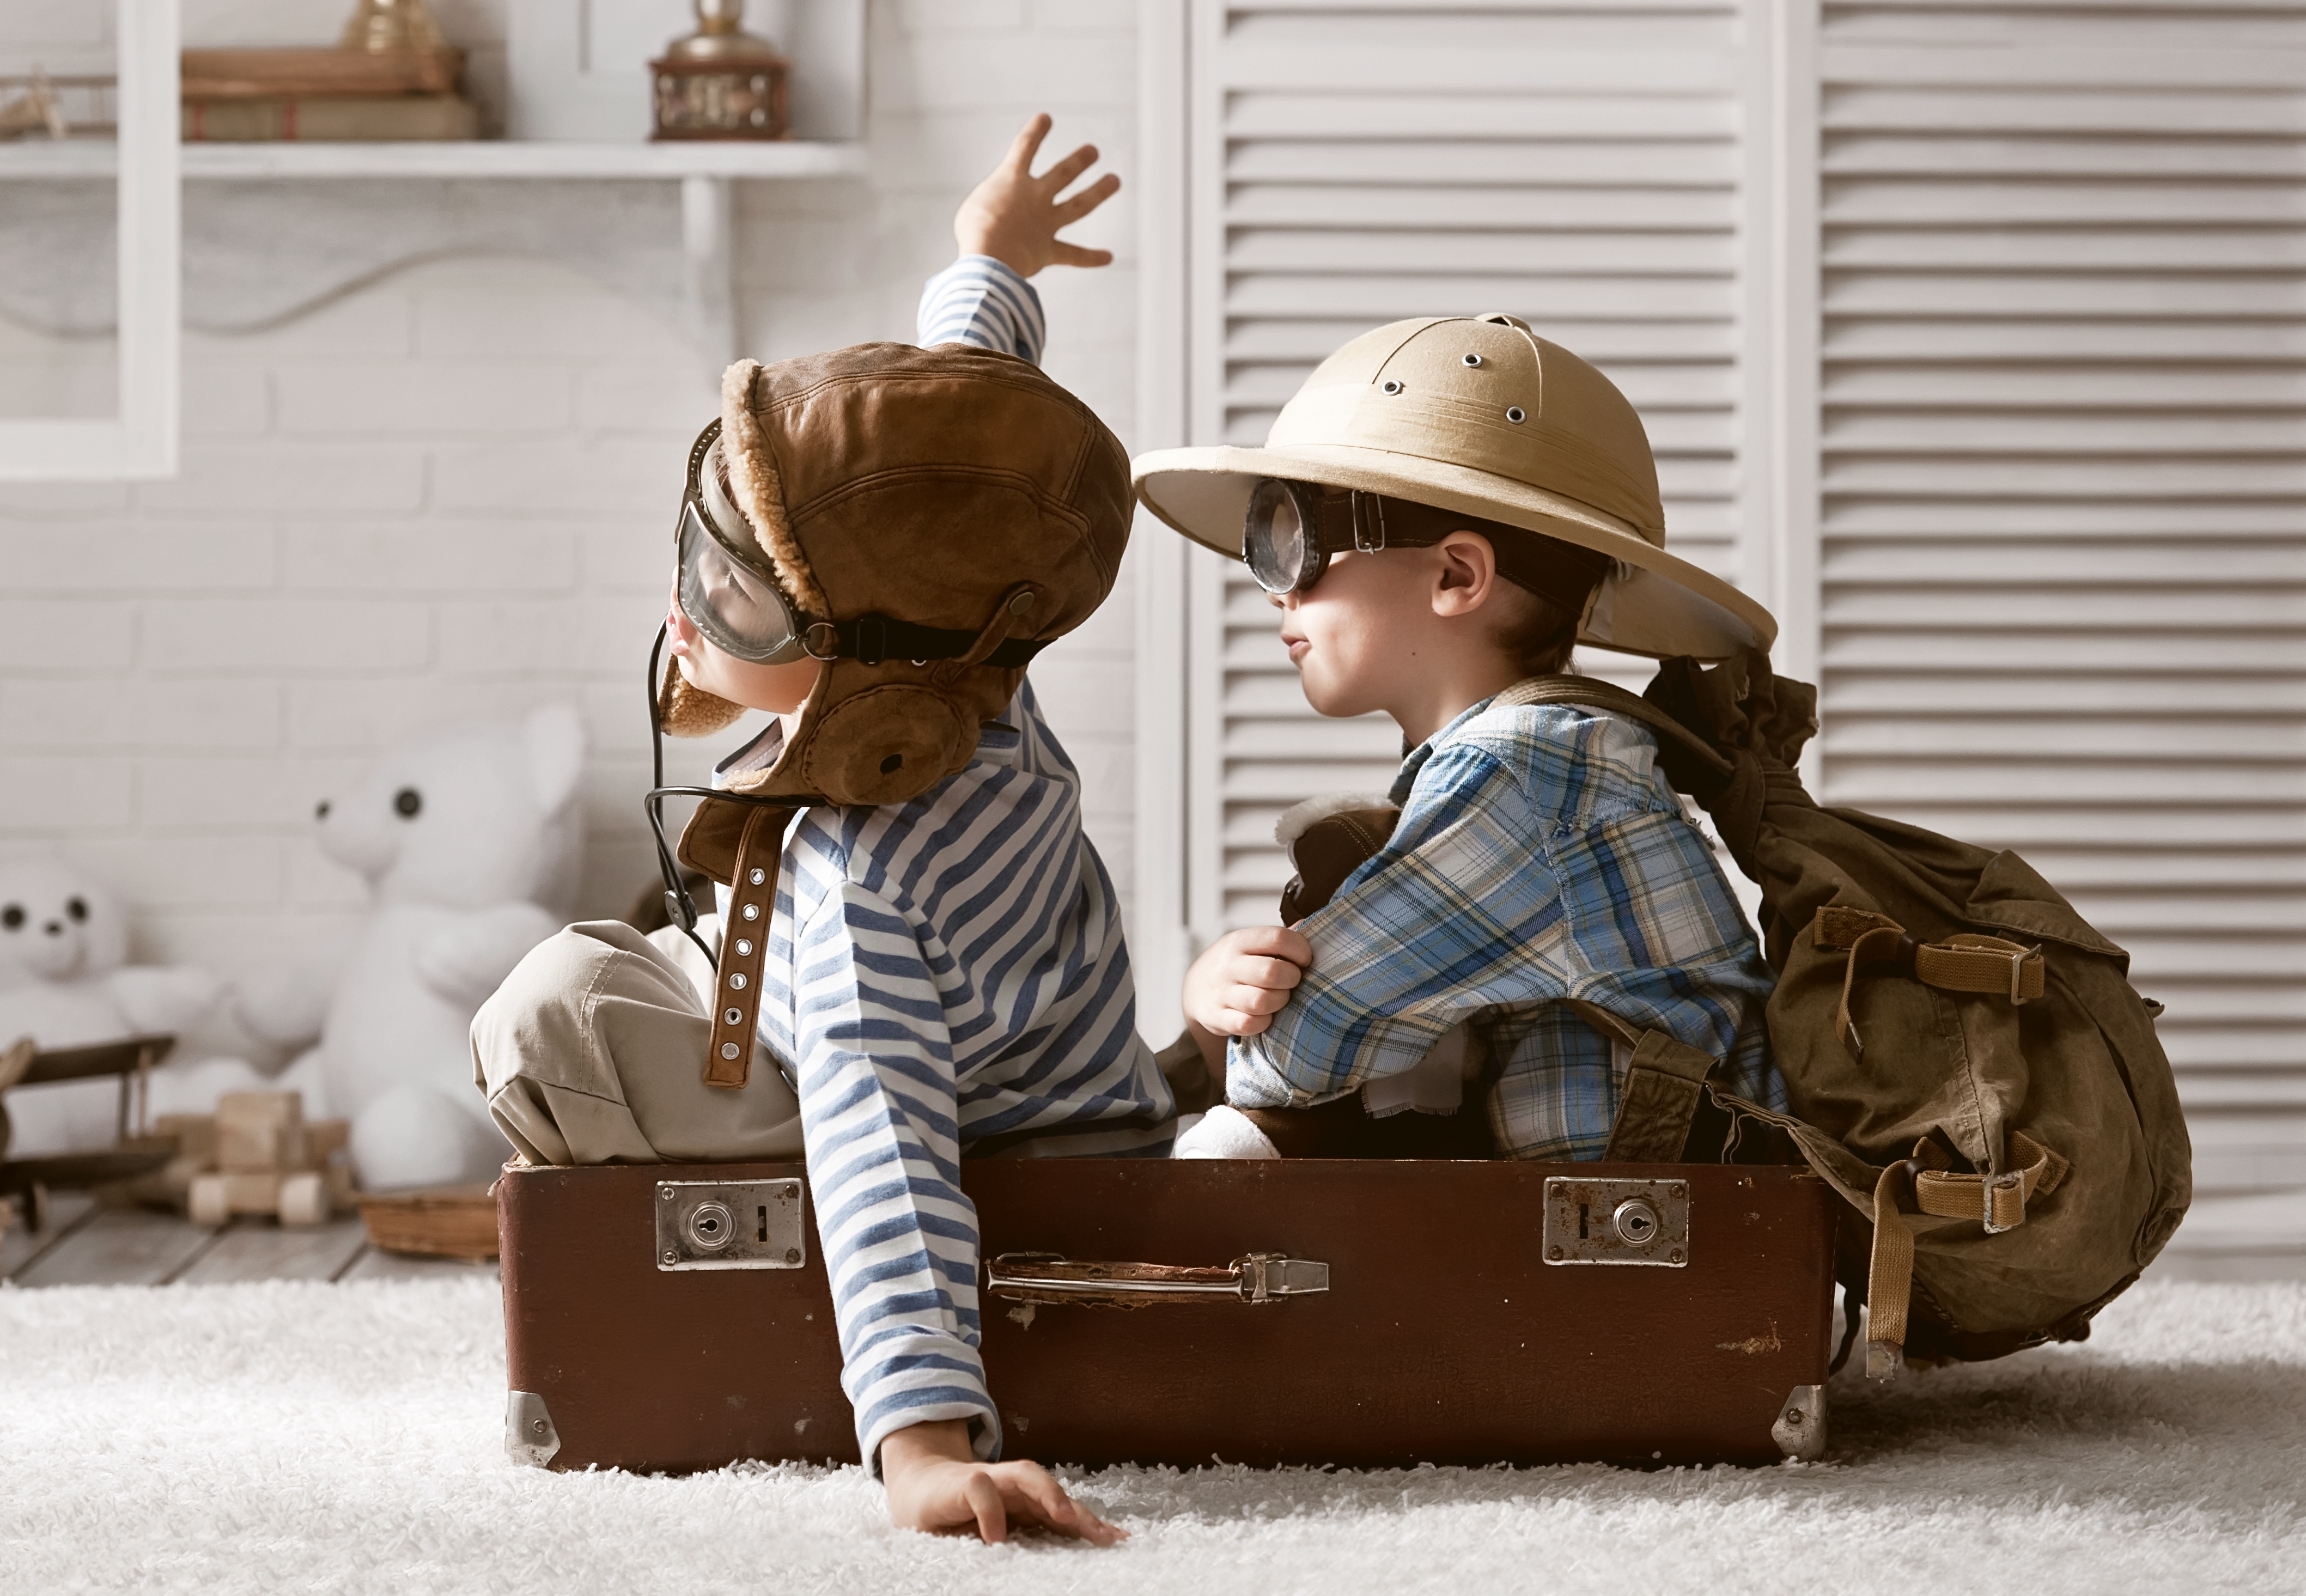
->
[[3, 1278, 2302, 1596]]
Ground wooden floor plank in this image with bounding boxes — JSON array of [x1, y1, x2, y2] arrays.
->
[[1, 1190, 100, 1282], [337, 1245, 499, 1283], [176, 1218, 369, 1286], [14, 1208, 220, 1288]]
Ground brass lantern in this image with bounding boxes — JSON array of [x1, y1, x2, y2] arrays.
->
[[650, 0, 789, 142]]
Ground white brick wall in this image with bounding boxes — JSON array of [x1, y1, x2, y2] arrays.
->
[[0, 1, 1141, 982]]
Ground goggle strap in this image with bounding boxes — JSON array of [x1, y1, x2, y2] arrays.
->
[[810, 611, 1049, 671], [1308, 487, 1609, 610]]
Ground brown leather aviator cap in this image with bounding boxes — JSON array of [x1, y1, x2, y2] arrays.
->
[[661, 342, 1133, 810]]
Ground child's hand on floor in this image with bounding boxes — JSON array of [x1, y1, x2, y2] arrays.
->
[[954, 112, 1121, 277], [881, 1419, 1125, 1545], [1182, 925, 1313, 1070]]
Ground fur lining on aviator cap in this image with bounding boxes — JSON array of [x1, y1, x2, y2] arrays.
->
[[719, 360, 831, 619]]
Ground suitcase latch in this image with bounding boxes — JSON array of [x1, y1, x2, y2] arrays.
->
[[1542, 1177, 1689, 1266], [654, 1178, 806, 1271]]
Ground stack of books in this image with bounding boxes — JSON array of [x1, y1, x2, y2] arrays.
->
[[181, 47, 477, 142]]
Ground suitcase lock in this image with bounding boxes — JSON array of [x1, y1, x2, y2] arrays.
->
[[655, 1178, 806, 1271], [1542, 1177, 1689, 1266]]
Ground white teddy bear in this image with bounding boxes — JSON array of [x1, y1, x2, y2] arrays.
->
[[0, 859, 266, 1156], [242, 704, 587, 1191]]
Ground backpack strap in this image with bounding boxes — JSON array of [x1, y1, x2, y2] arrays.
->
[[1566, 1000, 1720, 1164], [1493, 675, 1733, 777], [1816, 909, 2047, 1057], [1864, 1130, 2071, 1377]]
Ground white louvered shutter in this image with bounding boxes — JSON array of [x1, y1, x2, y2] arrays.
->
[[1191, 0, 1756, 929], [1816, 3, 2306, 1253]]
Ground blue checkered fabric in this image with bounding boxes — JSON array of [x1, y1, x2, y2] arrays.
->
[[1228, 695, 1783, 1159]]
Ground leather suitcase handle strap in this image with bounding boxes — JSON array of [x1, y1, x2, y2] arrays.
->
[[703, 802, 793, 1088], [985, 1251, 1330, 1307], [1864, 1130, 2070, 1378], [1817, 908, 2045, 1058]]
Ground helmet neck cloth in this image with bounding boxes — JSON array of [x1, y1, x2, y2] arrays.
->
[[1244, 476, 1609, 614]]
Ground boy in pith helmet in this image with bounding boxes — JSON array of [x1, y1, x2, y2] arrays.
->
[[474, 119, 1161, 1544], [1133, 314, 1786, 1159]]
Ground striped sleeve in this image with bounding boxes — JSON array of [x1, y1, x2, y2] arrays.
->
[[917, 254, 1046, 362], [790, 875, 1000, 1469]]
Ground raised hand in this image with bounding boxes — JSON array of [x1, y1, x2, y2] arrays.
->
[[953, 112, 1122, 278]]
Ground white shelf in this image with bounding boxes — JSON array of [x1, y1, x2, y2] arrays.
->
[[0, 138, 868, 181]]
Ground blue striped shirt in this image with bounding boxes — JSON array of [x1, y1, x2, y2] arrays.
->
[[917, 254, 1046, 357], [723, 257, 1169, 1470], [1229, 696, 1782, 1157]]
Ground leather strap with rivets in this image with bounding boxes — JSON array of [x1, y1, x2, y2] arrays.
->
[[703, 802, 792, 1088]]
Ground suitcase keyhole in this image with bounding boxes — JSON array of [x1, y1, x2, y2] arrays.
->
[[1579, 1202, 1591, 1240], [757, 1205, 769, 1243]]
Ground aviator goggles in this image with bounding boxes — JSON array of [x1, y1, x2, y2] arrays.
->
[[1243, 476, 1611, 608], [674, 420, 811, 665]]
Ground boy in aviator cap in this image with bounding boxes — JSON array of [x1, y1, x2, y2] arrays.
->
[[1134, 315, 1786, 1160], [474, 118, 1162, 1544]]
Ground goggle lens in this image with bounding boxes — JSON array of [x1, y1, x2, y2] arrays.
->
[[1245, 477, 1321, 595], [677, 499, 801, 662]]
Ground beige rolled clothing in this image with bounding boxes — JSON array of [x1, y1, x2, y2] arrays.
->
[[471, 919, 803, 1167]]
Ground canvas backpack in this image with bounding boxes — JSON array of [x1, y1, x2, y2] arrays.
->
[[1185, 664, 2190, 1376], [1532, 656, 2194, 1376]]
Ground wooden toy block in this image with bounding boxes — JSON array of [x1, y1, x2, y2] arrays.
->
[[216, 1092, 308, 1174]]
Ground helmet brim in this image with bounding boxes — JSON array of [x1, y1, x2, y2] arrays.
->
[[1132, 442, 1776, 662]]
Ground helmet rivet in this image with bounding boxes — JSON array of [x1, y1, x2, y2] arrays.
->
[[1462, 353, 1482, 367], [1380, 379, 1403, 395], [1009, 589, 1037, 616], [1506, 406, 1526, 423]]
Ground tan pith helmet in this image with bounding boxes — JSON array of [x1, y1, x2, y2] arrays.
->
[[1131, 314, 1775, 661]]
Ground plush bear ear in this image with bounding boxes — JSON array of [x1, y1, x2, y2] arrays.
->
[[522, 703, 588, 815]]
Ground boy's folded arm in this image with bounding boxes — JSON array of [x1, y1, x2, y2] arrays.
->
[[1228, 743, 1561, 1106], [792, 881, 1000, 1469]]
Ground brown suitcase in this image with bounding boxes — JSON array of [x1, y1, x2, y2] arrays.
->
[[498, 1156, 1838, 1473]]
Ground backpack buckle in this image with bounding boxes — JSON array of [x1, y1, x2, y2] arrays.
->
[[2007, 943, 2042, 1006], [1982, 1169, 2027, 1235]]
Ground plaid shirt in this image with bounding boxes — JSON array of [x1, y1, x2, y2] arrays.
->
[[1227, 693, 1782, 1159]]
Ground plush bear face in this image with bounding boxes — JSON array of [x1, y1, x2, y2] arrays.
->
[[0, 860, 129, 984], [314, 704, 587, 912]]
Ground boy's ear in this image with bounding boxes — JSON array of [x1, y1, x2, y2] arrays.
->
[[1431, 531, 1501, 616]]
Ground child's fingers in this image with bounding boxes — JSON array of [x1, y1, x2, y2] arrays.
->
[[1005, 113, 1054, 174], [1051, 172, 1122, 224], [1049, 242, 1115, 269], [1005, 1463, 1104, 1539], [1036, 141, 1103, 194], [1228, 924, 1313, 966], [1222, 982, 1289, 1018], [963, 1471, 1009, 1544], [1228, 953, 1304, 992]]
